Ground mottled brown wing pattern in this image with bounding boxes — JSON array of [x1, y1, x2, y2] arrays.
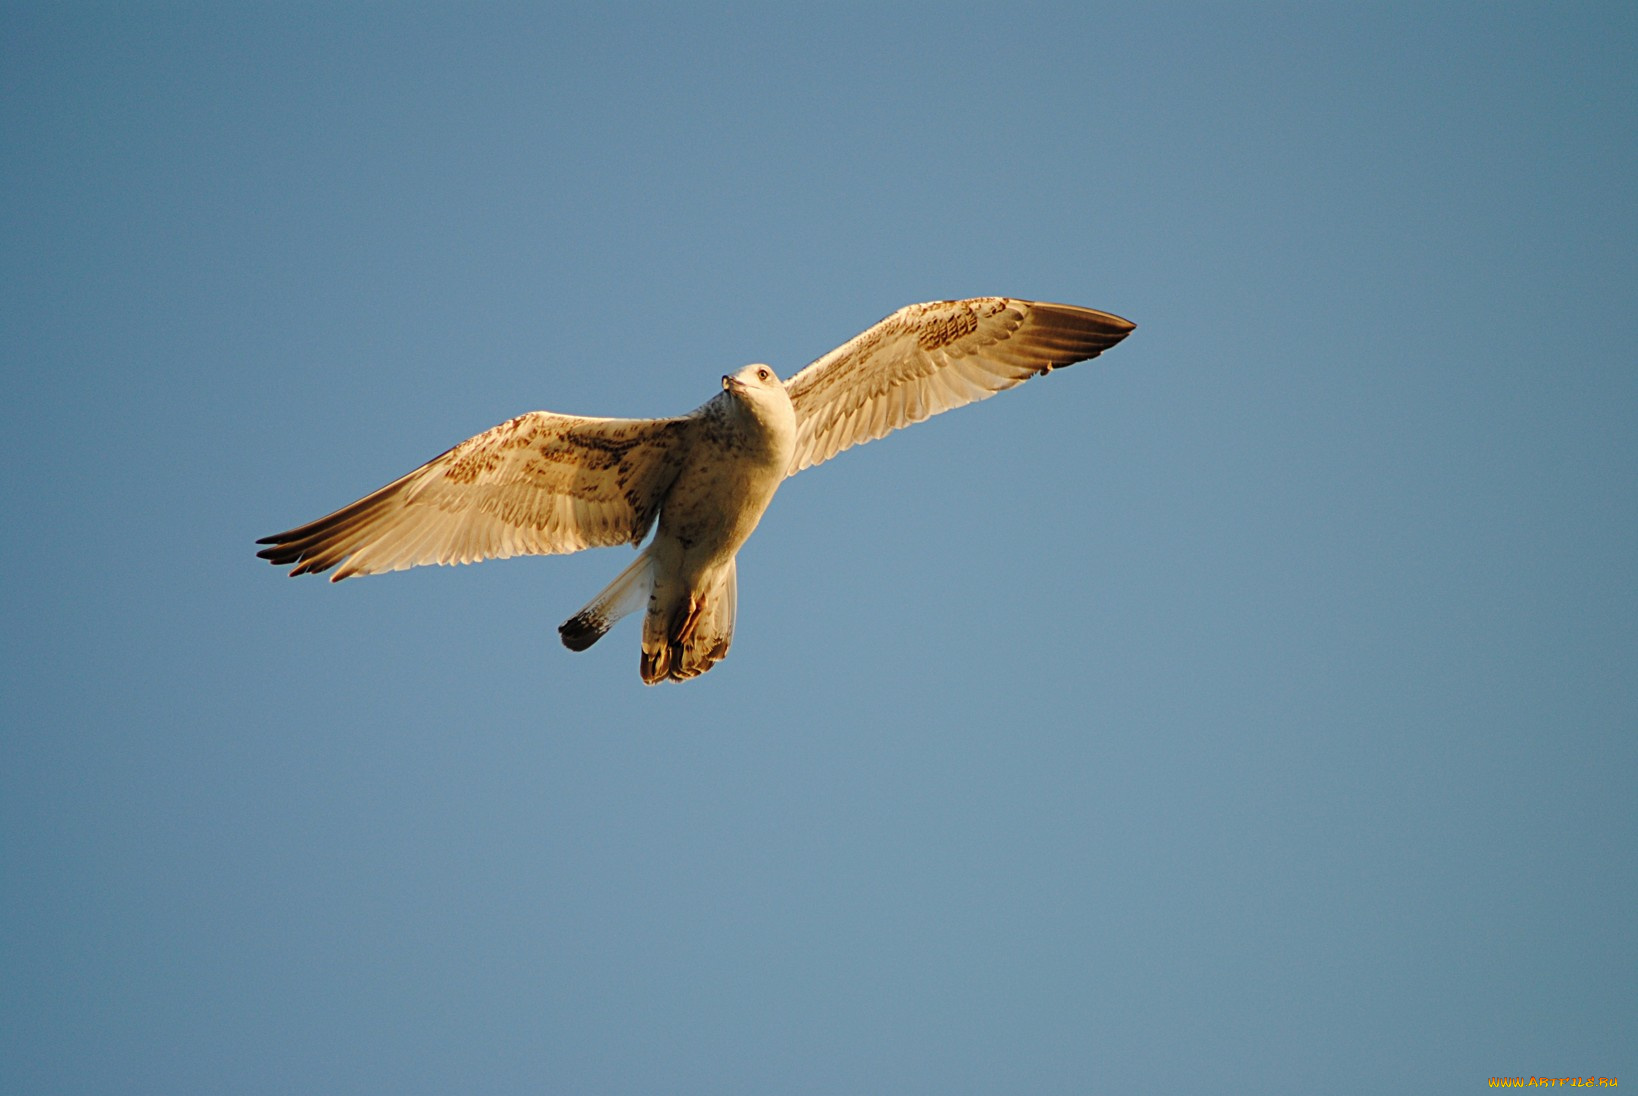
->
[[257, 412, 693, 580], [782, 298, 1136, 474]]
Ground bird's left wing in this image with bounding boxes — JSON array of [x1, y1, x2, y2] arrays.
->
[[257, 411, 693, 580], [783, 298, 1135, 475]]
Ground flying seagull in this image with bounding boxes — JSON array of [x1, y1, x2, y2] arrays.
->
[[257, 297, 1135, 683]]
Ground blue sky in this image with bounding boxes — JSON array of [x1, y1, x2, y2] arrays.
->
[[3, 3, 1634, 1092]]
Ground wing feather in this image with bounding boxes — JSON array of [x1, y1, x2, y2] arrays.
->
[[783, 297, 1136, 474], [257, 411, 693, 580]]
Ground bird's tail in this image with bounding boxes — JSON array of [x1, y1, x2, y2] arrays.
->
[[558, 546, 656, 652], [640, 559, 736, 685]]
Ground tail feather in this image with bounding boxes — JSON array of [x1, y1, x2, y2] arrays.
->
[[559, 547, 656, 652], [640, 560, 736, 684]]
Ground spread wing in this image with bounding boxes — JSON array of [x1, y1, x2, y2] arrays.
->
[[257, 412, 693, 580], [782, 298, 1136, 474]]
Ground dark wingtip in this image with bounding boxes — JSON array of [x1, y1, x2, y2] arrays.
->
[[255, 538, 300, 567], [1073, 305, 1136, 338], [256, 535, 348, 580]]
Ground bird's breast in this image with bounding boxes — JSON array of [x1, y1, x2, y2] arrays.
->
[[657, 424, 790, 566]]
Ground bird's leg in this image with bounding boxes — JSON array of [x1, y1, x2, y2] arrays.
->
[[674, 595, 704, 644]]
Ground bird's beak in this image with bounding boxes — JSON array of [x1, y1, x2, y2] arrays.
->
[[721, 374, 739, 393]]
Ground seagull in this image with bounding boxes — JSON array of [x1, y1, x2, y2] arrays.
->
[[257, 297, 1135, 683]]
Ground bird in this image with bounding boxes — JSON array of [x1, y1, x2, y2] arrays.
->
[[256, 297, 1136, 683]]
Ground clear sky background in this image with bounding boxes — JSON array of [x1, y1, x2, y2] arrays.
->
[[3, 3, 1634, 1092]]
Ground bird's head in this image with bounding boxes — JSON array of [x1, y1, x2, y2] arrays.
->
[[720, 363, 795, 442], [721, 363, 782, 396]]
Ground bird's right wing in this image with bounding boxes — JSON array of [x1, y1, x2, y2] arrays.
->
[[782, 298, 1136, 475], [257, 412, 694, 580]]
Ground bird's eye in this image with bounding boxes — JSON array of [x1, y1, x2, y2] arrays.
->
[[757, 367, 770, 382]]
